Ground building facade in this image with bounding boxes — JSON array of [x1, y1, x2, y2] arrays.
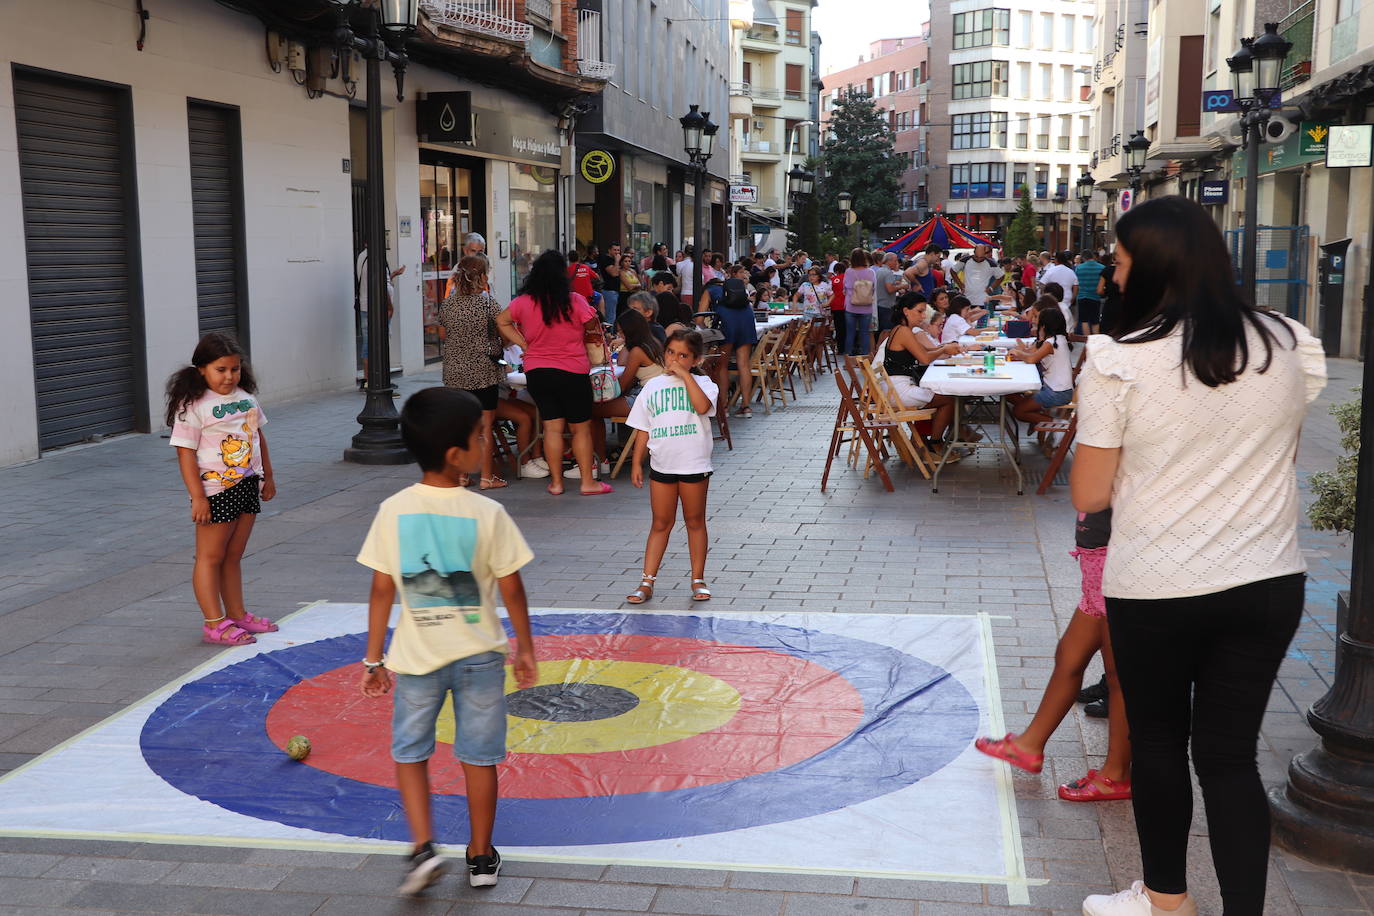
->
[[0, 0, 608, 465], [820, 36, 932, 241], [927, 0, 1096, 248], [573, 0, 732, 260], [728, 0, 819, 251]]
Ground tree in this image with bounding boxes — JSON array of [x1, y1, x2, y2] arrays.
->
[[1309, 393, 1361, 533], [1004, 184, 1038, 259], [816, 93, 902, 239]]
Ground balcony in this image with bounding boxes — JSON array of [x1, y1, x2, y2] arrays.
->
[[1278, 0, 1314, 90], [732, 83, 782, 107], [420, 0, 532, 43], [742, 27, 781, 52], [576, 9, 616, 80], [525, 0, 553, 23], [740, 140, 782, 160]]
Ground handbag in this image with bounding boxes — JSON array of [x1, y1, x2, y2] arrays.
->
[[590, 365, 621, 402], [585, 323, 610, 366]]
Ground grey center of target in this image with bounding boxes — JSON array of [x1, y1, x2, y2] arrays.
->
[[506, 682, 641, 722]]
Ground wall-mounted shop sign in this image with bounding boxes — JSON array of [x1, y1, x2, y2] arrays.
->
[[417, 92, 474, 143], [580, 149, 616, 183], [1200, 180, 1229, 205], [729, 185, 758, 204], [1327, 124, 1373, 169]]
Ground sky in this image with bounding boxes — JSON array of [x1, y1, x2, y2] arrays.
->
[[813, 0, 932, 77]]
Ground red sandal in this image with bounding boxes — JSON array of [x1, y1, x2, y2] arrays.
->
[[974, 733, 1045, 774], [1058, 769, 1132, 802], [202, 617, 256, 646]]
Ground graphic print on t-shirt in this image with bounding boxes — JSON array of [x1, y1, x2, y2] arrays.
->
[[398, 513, 482, 624]]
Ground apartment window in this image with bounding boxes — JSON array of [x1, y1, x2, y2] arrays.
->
[[1015, 112, 1029, 148], [1062, 15, 1075, 51], [952, 60, 1009, 99], [1016, 62, 1030, 98], [1018, 11, 1032, 46], [951, 162, 1007, 199], [1036, 115, 1050, 149], [1058, 114, 1072, 149], [785, 8, 804, 44], [1013, 168, 1027, 195], [1338, 0, 1356, 20], [1082, 16, 1094, 51], [1034, 166, 1048, 199], [786, 118, 804, 153], [1040, 13, 1054, 49], [786, 64, 805, 100], [952, 112, 1008, 149], [1058, 65, 1072, 100], [1079, 115, 1091, 150], [953, 8, 1011, 49], [1039, 64, 1051, 99]]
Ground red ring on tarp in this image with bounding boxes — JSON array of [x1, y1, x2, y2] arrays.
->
[[265, 633, 864, 799]]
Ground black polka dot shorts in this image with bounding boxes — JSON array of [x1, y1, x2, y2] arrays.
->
[[207, 475, 261, 524]]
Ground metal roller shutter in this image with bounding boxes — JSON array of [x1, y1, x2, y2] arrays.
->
[[187, 103, 247, 341], [14, 73, 142, 450]]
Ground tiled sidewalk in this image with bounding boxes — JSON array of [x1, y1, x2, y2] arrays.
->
[[0, 357, 1367, 915]]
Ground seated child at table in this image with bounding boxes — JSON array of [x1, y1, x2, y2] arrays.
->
[[1006, 306, 1073, 424], [939, 296, 988, 344]]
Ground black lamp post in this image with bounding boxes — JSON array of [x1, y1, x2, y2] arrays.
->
[[1076, 172, 1095, 252], [1051, 194, 1067, 253], [340, 0, 417, 464], [785, 163, 815, 236], [680, 105, 717, 301], [837, 190, 854, 246], [1228, 23, 1291, 299], [1125, 130, 1150, 193]]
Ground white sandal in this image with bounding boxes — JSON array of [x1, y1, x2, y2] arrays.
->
[[690, 579, 712, 601], [626, 574, 655, 604]]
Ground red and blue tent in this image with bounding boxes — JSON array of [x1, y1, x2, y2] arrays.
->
[[882, 215, 995, 256]]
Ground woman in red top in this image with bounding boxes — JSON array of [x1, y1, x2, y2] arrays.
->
[[829, 260, 848, 353], [498, 250, 612, 496]]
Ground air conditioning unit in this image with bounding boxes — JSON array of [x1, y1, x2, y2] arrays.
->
[[1263, 116, 1299, 144], [752, 120, 766, 131]]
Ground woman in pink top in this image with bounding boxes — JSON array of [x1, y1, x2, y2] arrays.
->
[[497, 250, 612, 496]]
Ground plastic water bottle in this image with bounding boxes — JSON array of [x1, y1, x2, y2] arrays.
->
[[984, 349, 995, 373]]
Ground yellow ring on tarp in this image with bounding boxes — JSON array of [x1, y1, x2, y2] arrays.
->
[[433, 658, 740, 754]]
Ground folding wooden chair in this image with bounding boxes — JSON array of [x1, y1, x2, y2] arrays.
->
[[822, 370, 894, 493], [1036, 413, 1077, 495], [782, 319, 816, 393], [855, 359, 937, 480], [1032, 332, 1089, 487], [700, 344, 733, 450]]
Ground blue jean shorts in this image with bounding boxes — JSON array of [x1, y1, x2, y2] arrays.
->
[[391, 651, 508, 766], [1033, 384, 1074, 409]]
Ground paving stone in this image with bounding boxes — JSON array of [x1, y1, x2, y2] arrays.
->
[[0, 876, 85, 907], [853, 878, 983, 903], [523, 878, 656, 910], [159, 861, 290, 890], [307, 894, 451, 915], [729, 872, 854, 894], [0, 852, 63, 878], [501, 859, 608, 880], [650, 886, 786, 915], [43, 856, 179, 884], [1281, 869, 1367, 909], [603, 865, 728, 887], [780, 892, 915, 914]]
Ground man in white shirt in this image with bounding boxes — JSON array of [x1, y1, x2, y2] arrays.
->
[[1041, 250, 1079, 327], [960, 245, 1000, 309], [941, 250, 959, 288], [676, 246, 695, 301]]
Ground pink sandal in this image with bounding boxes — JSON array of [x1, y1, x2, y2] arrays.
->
[[1058, 769, 1132, 802], [233, 613, 278, 634], [580, 482, 614, 496], [202, 618, 256, 646], [974, 734, 1045, 774]]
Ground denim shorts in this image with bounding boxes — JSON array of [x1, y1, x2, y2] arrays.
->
[[391, 651, 508, 766], [1033, 384, 1074, 409]]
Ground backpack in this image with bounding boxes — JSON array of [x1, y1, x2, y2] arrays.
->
[[850, 275, 875, 307], [720, 277, 750, 309]]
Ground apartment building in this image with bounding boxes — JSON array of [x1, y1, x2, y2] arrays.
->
[[820, 36, 932, 239], [728, 0, 819, 249], [927, 0, 1096, 248]]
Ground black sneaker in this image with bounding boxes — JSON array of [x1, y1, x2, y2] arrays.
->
[[1084, 698, 1108, 719], [1077, 675, 1108, 705], [467, 847, 502, 888], [398, 841, 445, 896]]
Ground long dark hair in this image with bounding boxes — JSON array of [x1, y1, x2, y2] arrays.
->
[[617, 308, 664, 364], [1036, 304, 1068, 347], [1115, 196, 1294, 387], [165, 332, 256, 426], [520, 250, 574, 325]]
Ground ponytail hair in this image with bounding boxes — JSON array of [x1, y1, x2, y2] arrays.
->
[[165, 332, 255, 426]]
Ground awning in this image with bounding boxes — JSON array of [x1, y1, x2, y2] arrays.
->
[[1146, 137, 1230, 163], [752, 0, 779, 29], [739, 207, 785, 227]]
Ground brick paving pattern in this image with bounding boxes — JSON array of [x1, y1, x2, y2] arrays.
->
[[0, 358, 1368, 915]]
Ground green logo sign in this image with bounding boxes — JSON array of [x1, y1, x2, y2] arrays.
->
[[1300, 122, 1329, 156]]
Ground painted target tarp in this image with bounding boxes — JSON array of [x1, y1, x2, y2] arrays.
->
[[0, 604, 1027, 886]]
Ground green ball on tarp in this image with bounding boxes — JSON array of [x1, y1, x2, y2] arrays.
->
[[285, 735, 311, 761]]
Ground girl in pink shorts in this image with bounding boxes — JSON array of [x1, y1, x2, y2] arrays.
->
[[973, 509, 1132, 801]]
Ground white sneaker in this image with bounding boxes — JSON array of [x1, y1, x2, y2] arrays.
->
[[520, 460, 550, 479], [1083, 882, 1196, 916], [564, 464, 599, 480], [532, 457, 550, 471]]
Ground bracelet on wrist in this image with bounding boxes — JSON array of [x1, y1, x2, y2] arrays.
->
[[363, 658, 385, 672]]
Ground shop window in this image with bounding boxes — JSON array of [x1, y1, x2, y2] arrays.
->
[[508, 162, 559, 294]]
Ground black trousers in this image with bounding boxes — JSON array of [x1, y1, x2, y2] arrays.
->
[[1107, 573, 1304, 915], [831, 310, 846, 353]]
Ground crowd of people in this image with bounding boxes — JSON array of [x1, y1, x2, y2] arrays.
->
[[165, 198, 1330, 914]]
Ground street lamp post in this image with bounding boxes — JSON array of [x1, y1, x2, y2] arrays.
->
[[340, 0, 417, 465], [1076, 172, 1095, 252], [837, 190, 855, 247], [680, 105, 717, 303], [785, 163, 815, 239], [1125, 130, 1150, 193], [1228, 23, 1292, 300], [1052, 194, 1067, 252]]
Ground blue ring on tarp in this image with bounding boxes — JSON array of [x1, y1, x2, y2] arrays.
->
[[140, 614, 980, 845]]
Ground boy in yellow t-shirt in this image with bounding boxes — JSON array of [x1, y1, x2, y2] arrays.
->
[[357, 387, 537, 896]]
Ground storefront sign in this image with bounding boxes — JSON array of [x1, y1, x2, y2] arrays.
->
[[1232, 124, 1325, 177], [729, 185, 758, 204], [1118, 189, 1133, 212], [580, 150, 616, 183], [1300, 122, 1329, 156], [421, 99, 562, 166], [1202, 89, 1240, 113], [416, 92, 474, 143], [1200, 180, 1229, 204], [1327, 124, 1373, 168]]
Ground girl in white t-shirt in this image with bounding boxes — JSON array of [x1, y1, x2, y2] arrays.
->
[[1008, 306, 1074, 424], [623, 329, 719, 604], [939, 296, 988, 344], [166, 333, 278, 646]]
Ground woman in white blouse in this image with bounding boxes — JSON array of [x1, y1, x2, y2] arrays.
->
[[1071, 197, 1326, 916]]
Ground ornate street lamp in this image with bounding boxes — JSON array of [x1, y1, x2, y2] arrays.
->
[[836, 191, 852, 213], [680, 104, 705, 161], [1125, 130, 1150, 188], [681, 106, 716, 299], [1227, 24, 1291, 299], [338, 0, 418, 464], [1076, 172, 1095, 252]]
